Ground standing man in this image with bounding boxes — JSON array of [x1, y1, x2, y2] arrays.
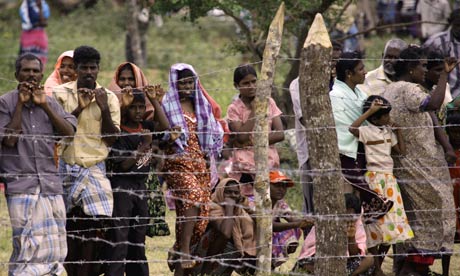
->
[[358, 38, 408, 96], [53, 45, 121, 276], [0, 53, 76, 275], [417, 0, 451, 43], [424, 9, 460, 99]]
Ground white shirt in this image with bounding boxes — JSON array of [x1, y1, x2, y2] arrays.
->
[[289, 78, 309, 167]]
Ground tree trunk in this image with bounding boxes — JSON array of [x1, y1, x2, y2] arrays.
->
[[126, 0, 146, 67], [253, 3, 284, 275], [298, 13, 347, 275]]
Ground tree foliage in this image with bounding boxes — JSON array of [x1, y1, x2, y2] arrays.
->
[[154, 0, 340, 124]]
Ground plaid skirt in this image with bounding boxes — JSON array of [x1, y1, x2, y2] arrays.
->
[[7, 193, 67, 275]]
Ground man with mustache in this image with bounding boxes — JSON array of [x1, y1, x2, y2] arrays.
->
[[358, 38, 408, 96], [0, 53, 76, 275], [52, 45, 121, 276]]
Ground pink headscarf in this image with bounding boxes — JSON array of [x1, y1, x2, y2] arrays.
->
[[108, 62, 153, 118], [44, 50, 74, 96]]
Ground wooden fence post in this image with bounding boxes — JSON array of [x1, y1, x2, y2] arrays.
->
[[298, 13, 347, 275], [253, 2, 285, 275]]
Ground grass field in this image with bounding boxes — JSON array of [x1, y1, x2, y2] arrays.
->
[[0, 1, 459, 275]]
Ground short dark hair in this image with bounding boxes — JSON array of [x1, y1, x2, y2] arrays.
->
[[362, 95, 392, 123], [336, 51, 362, 82], [345, 193, 361, 214], [73, 45, 101, 66], [131, 88, 146, 104], [393, 45, 425, 79], [15, 53, 43, 75], [233, 64, 257, 85]]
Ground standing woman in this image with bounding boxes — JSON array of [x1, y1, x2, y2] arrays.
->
[[381, 46, 458, 276], [161, 63, 223, 274], [44, 51, 76, 96], [227, 64, 284, 198], [19, 0, 50, 68], [330, 51, 391, 221]]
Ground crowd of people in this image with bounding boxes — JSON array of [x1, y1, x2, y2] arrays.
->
[[5, 2, 460, 276]]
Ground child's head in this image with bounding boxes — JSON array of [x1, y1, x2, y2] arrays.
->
[[269, 170, 294, 202], [233, 64, 258, 99], [117, 63, 136, 89], [447, 111, 460, 149], [345, 193, 361, 215], [125, 89, 146, 124], [362, 95, 392, 126], [177, 69, 196, 99]]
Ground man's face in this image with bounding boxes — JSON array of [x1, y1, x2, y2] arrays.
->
[[383, 47, 401, 76], [76, 61, 99, 88], [15, 59, 43, 83]]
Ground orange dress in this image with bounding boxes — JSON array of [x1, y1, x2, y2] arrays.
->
[[162, 112, 211, 249], [448, 150, 460, 242]]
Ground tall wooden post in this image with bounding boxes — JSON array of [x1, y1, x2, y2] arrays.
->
[[298, 14, 347, 275], [253, 3, 284, 275]]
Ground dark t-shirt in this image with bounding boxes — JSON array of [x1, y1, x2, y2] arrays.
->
[[108, 121, 155, 189]]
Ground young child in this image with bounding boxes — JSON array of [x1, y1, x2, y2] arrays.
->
[[296, 193, 374, 276], [227, 64, 284, 200], [269, 170, 313, 268], [446, 111, 460, 243], [348, 95, 414, 274], [105, 88, 173, 275]]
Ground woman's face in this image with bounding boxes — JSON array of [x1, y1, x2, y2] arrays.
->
[[177, 76, 195, 99], [411, 59, 428, 84], [348, 61, 366, 85], [58, 57, 77, 83], [236, 74, 257, 99], [118, 68, 136, 89], [224, 183, 241, 202]]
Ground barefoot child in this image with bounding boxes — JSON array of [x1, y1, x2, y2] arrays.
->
[[348, 95, 414, 274]]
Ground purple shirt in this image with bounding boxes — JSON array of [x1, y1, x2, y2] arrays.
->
[[0, 89, 77, 195]]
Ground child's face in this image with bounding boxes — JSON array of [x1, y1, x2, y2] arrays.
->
[[126, 101, 146, 123], [236, 74, 257, 99], [372, 113, 390, 126], [426, 63, 444, 85], [270, 182, 288, 202]]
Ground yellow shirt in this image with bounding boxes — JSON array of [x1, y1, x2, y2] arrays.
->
[[53, 81, 120, 168]]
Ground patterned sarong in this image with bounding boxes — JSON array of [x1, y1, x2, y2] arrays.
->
[[59, 160, 113, 217], [7, 193, 67, 276]]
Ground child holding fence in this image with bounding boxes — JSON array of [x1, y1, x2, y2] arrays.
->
[[161, 63, 223, 274], [227, 64, 284, 199], [348, 95, 413, 274], [105, 87, 172, 275]]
